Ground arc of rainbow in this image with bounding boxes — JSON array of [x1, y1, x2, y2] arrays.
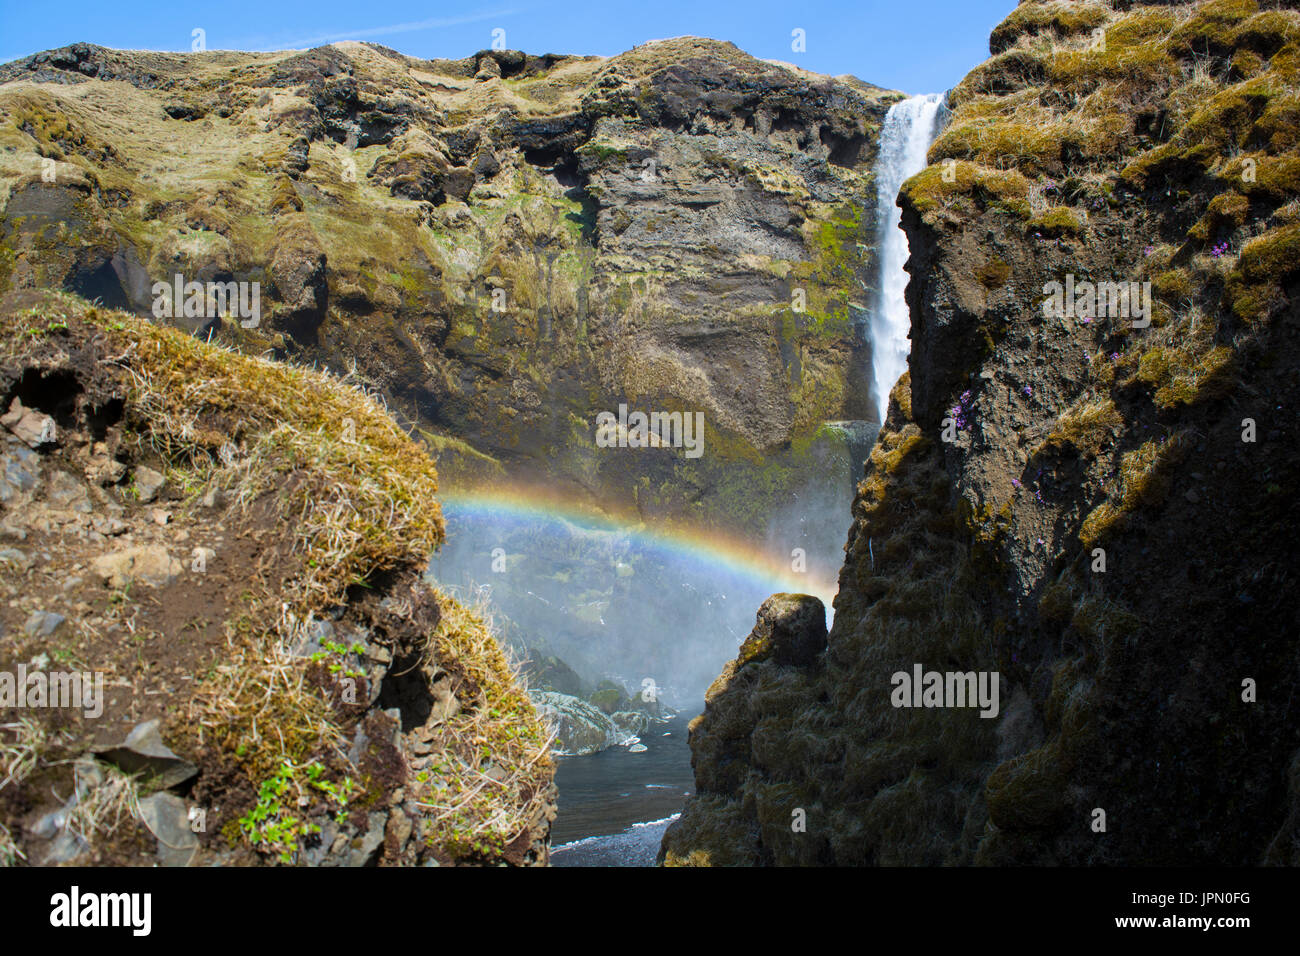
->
[[434, 490, 840, 607]]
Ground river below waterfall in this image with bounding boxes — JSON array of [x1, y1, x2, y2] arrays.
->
[[549, 710, 696, 866], [427, 500, 835, 865]]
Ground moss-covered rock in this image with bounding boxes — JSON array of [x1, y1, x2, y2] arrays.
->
[[0, 38, 903, 541], [669, 0, 1300, 867], [531, 691, 623, 755], [0, 289, 554, 867], [736, 593, 828, 668]]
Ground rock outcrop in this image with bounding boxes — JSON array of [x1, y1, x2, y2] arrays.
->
[[665, 0, 1300, 866], [530, 691, 648, 755], [0, 290, 555, 866], [737, 592, 828, 667]]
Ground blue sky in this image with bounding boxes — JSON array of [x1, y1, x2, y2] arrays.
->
[[0, 0, 1015, 94]]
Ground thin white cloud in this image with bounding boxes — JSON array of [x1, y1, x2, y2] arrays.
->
[[253, 8, 520, 51]]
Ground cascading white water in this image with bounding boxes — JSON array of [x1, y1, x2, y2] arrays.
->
[[869, 93, 945, 425]]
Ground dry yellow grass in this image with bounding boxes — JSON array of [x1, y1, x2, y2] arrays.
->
[[0, 290, 549, 864]]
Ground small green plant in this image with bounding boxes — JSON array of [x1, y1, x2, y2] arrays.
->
[[22, 317, 69, 337], [310, 639, 366, 678], [240, 760, 355, 862], [304, 762, 356, 825]]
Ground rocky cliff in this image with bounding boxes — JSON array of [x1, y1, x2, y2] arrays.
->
[[664, 0, 1300, 865], [0, 39, 899, 535], [0, 289, 554, 866]]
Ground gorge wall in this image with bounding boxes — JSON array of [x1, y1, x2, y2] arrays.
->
[[663, 0, 1300, 865], [0, 34, 912, 866], [0, 39, 900, 536]]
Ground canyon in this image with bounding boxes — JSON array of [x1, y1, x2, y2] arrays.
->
[[2, 0, 1299, 869]]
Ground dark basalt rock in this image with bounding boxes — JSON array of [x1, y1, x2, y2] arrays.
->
[[665, 0, 1300, 868], [738, 593, 827, 668], [163, 101, 204, 121], [269, 219, 329, 342], [283, 135, 311, 176]]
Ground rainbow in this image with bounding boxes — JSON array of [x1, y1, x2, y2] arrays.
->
[[435, 487, 841, 607]]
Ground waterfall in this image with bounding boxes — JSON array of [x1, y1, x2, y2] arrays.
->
[[869, 93, 945, 425]]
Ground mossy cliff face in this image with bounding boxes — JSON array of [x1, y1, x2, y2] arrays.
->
[[0, 39, 900, 534], [664, 0, 1300, 865]]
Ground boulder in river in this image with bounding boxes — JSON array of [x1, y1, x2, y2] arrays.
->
[[530, 691, 626, 755], [611, 710, 650, 739]]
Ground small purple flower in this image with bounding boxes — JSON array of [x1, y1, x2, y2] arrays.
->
[[1023, 385, 1033, 397], [1211, 241, 1230, 258], [1143, 245, 1154, 257], [1012, 478, 1022, 488], [1111, 352, 1120, 361]]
